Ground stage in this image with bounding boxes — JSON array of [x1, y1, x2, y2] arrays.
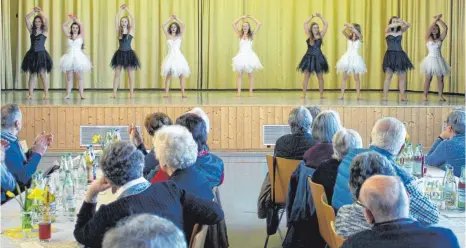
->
[[2, 90, 464, 152]]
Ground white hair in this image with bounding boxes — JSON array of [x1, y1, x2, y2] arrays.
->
[[1, 104, 21, 129], [102, 214, 186, 248], [370, 117, 406, 156], [312, 110, 343, 143], [188, 107, 210, 133], [446, 110, 465, 134], [288, 106, 313, 134], [154, 125, 198, 170], [332, 128, 363, 160]]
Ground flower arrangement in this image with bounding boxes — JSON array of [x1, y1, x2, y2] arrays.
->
[[6, 183, 46, 232], [91, 128, 121, 149]]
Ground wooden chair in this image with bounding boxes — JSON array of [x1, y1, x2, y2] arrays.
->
[[330, 221, 345, 248], [19, 140, 28, 151], [321, 194, 338, 248], [309, 177, 333, 247], [189, 224, 209, 248], [264, 154, 302, 247]]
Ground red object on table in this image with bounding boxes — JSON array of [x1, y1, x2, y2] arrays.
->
[[39, 222, 51, 241]]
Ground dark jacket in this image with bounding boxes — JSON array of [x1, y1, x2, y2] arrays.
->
[[136, 143, 159, 177], [275, 133, 317, 160], [73, 181, 224, 248], [169, 167, 214, 201], [342, 218, 460, 248], [193, 153, 224, 188], [303, 143, 334, 169], [311, 158, 341, 206], [283, 163, 325, 248]]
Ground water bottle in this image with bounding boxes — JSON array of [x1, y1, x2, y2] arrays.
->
[[413, 144, 423, 177], [63, 170, 76, 221], [77, 153, 88, 192], [458, 166, 465, 211], [442, 164, 457, 210], [59, 155, 67, 182]]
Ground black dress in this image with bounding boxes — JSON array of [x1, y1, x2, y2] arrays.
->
[[21, 34, 53, 73], [382, 35, 414, 73], [297, 38, 329, 74], [110, 34, 141, 70]]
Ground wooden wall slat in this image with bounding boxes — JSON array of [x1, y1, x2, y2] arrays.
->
[[243, 106, 252, 149], [228, 107, 237, 150], [49, 107, 58, 149], [251, 107, 260, 148], [220, 107, 229, 149], [73, 108, 81, 148], [236, 107, 244, 150], [211, 107, 221, 149], [65, 108, 74, 149]]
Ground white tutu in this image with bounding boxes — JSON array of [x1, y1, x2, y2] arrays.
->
[[59, 38, 92, 72], [161, 38, 191, 77], [232, 39, 263, 73], [336, 40, 366, 74], [420, 41, 449, 76]]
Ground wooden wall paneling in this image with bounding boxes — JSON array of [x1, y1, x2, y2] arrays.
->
[[211, 107, 221, 149], [259, 107, 266, 148], [433, 107, 443, 143], [236, 106, 244, 150], [49, 107, 58, 149], [202, 106, 214, 146], [243, 106, 252, 149], [220, 107, 229, 149], [228, 106, 237, 149], [96, 107, 105, 125], [426, 108, 434, 146], [65, 107, 74, 149], [274, 107, 283, 125], [357, 107, 367, 148], [34, 108, 43, 139], [251, 106, 260, 149], [119, 107, 128, 126], [57, 107, 66, 149], [26, 107, 35, 147], [73, 107, 81, 149], [419, 108, 427, 148]]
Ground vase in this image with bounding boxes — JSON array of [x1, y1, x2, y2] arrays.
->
[[21, 210, 34, 233]]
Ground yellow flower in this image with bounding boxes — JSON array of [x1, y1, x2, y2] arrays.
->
[[405, 134, 410, 142], [27, 187, 45, 202], [92, 135, 101, 144], [6, 191, 15, 198]]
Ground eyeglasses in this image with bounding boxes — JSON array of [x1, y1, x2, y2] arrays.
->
[[355, 199, 369, 209]]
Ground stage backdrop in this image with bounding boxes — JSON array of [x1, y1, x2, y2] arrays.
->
[[1, 0, 464, 93]]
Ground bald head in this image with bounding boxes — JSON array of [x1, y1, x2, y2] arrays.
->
[[360, 175, 409, 223], [371, 117, 406, 156]]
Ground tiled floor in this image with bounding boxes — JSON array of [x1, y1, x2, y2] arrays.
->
[[38, 152, 465, 248]]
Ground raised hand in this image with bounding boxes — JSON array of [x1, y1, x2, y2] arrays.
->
[[0, 139, 10, 150], [120, 4, 127, 9], [316, 13, 322, 18], [45, 133, 54, 147]]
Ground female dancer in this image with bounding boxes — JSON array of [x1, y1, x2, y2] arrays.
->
[[60, 14, 92, 99], [298, 13, 329, 99], [382, 16, 413, 101], [161, 15, 190, 98], [111, 4, 140, 98], [232, 15, 263, 97], [336, 23, 366, 100], [421, 14, 449, 101], [22, 7, 53, 100]]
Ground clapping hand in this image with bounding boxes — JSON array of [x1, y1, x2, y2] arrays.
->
[[1, 139, 10, 150], [128, 123, 142, 146]]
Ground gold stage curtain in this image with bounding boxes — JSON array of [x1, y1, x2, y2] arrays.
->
[[2, 0, 464, 93]]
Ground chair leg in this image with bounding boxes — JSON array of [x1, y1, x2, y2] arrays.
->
[[264, 234, 270, 248]]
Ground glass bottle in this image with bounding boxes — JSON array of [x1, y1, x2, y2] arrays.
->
[[442, 164, 457, 210]]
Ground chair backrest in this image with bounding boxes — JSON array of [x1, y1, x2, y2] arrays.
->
[[265, 154, 301, 205], [330, 221, 345, 248], [309, 177, 332, 247], [189, 224, 209, 248], [19, 140, 28, 151], [321, 193, 338, 248]]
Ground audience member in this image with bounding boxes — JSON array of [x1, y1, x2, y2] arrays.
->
[[426, 110, 465, 177], [311, 128, 362, 205], [73, 141, 223, 248], [335, 152, 396, 238], [102, 214, 186, 248], [257, 106, 316, 219], [1, 139, 16, 204], [342, 176, 460, 248], [1, 104, 53, 188], [303, 110, 342, 168], [130, 112, 172, 178], [306, 106, 322, 121], [332, 117, 439, 225], [187, 107, 210, 133]]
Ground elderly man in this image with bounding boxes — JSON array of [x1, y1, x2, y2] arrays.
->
[[426, 110, 465, 177], [342, 175, 460, 248], [0, 104, 52, 188], [74, 141, 223, 248], [257, 106, 316, 219], [333, 117, 439, 225], [102, 214, 187, 248]]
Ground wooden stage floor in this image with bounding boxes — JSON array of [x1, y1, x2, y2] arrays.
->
[[2, 90, 464, 152]]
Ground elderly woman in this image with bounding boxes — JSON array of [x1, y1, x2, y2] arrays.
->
[[306, 106, 322, 121], [187, 107, 210, 133], [311, 128, 362, 205], [426, 110, 465, 177], [130, 112, 172, 178], [257, 106, 316, 219], [73, 141, 223, 248], [151, 113, 225, 188], [154, 125, 214, 200], [303, 110, 343, 168], [334, 151, 396, 238], [103, 214, 186, 248]]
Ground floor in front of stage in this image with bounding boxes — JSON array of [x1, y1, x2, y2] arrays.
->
[[2, 90, 464, 107]]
